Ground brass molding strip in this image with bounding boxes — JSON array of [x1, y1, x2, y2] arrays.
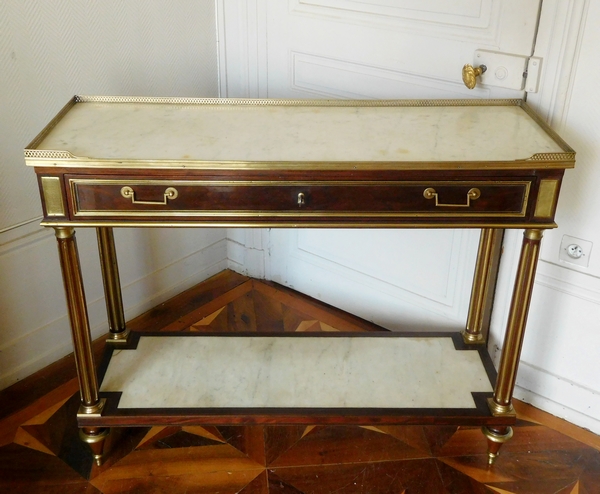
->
[[25, 157, 576, 171], [41, 220, 559, 229], [69, 179, 531, 219], [74, 95, 522, 107]]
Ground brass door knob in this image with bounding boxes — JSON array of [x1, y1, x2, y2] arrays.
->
[[462, 64, 487, 89]]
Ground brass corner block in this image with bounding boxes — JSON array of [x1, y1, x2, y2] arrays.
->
[[461, 329, 486, 345], [77, 398, 106, 419], [106, 328, 131, 345], [487, 397, 516, 418]]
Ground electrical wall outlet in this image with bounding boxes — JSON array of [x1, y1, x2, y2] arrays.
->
[[558, 235, 593, 267]]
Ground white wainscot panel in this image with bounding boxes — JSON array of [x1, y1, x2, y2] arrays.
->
[[0, 226, 228, 390], [269, 229, 479, 331], [291, 52, 492, 99], [514, 278, 600, 434]]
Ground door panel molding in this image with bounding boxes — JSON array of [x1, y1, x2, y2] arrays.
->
[[216, 0, 268, 98], [293, 0, 495, 28], [293, 229, 480, 316], [290, 0, 538, 50], [291, 51, 492, 99]]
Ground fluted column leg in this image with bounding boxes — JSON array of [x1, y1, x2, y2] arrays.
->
[[463, 228, 502, 344], [97, 227, 129, 344], [54, 227, 108, 465], [485, 228, 543, 464]]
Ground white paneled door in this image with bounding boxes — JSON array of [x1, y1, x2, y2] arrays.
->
[[218, 0, 542, 331]]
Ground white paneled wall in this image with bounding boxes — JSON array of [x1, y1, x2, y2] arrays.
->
[[489, 0, 600, 434], [218, 0, 600, 435], [0, 1, 225, 390]]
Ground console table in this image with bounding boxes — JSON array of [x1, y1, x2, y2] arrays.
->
[[25, 96, 575, 466]]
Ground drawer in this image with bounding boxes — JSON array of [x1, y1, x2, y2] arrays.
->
[[68, 178, 530, 219]]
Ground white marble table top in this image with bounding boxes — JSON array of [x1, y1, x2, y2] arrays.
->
[[30, 98, 568, 168], [100, 335, 493, 410]]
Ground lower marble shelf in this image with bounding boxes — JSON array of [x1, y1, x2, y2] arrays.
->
[[80, 332, 513, 427]]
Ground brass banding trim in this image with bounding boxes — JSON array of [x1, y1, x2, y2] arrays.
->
[[26, 157, 576, 171], [69, 179, 531, 218], [75, 95, 523, 106], [42, 220, 558, 229]]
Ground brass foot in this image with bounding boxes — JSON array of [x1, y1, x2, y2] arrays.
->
[[79, 427, 110, 466], [482, 426, 513, 466]]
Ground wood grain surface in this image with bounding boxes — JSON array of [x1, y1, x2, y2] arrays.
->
[[1, 270, 598, 493]]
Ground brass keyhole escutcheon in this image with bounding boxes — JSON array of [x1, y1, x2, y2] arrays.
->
[[462, 64, 487, 90], [298, 192, 305, 207]]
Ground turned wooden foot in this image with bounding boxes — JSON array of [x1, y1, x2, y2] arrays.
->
[[482, 425, 513, 465], [80, 427, 110, 466]]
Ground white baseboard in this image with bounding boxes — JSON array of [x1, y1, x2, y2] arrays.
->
[[515, 360, 600, 435]]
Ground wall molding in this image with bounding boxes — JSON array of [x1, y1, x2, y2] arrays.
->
[[0, 217, 48, 252], [515, 360, 600, 435], [216, 0, 268, 98], [535, 260, 600, 306], [526, 0, 588, 129]]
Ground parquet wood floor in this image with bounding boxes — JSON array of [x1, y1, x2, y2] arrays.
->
[[1, 270, 599, 493]]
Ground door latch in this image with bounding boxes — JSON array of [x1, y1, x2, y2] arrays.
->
[[462, 50, 541, 92]]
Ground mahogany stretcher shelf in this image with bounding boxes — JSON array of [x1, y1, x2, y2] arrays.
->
[[25, 96, 575, 465], [83, 332, 504, 427]]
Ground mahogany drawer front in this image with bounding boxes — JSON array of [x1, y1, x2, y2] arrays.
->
[[68, 178, 530, 219]]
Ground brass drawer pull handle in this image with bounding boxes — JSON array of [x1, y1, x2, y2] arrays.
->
[[298, 192, 305, 207], [423, 187, 481, 207], [121, 186, 179, 205]]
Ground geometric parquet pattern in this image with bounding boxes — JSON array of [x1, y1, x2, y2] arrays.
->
[[1, 271, 599, 493]]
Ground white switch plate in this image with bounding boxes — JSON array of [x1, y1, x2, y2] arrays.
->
[[559, 235, 593, 267], [474, 50, 528, 91]]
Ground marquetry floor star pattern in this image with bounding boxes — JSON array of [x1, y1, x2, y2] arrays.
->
[[1, 271, 599, 493]]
